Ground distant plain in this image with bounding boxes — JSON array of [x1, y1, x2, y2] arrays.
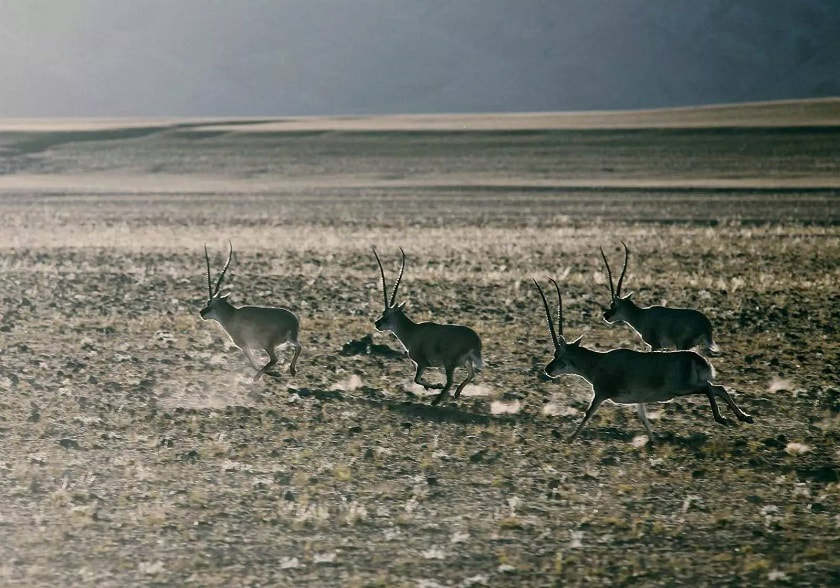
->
[[0, 99, 838, 586]]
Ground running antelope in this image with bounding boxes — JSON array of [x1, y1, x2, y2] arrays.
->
[[534, 278, 752, 443], [200, 242, 301, 382], [600, 242, 718, 354], [372, 247, 483, 405]]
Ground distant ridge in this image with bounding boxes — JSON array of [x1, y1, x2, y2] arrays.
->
[[0, 98, 838, 134]]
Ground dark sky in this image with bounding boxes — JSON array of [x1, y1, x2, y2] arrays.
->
[[1, 0, 837, 117]]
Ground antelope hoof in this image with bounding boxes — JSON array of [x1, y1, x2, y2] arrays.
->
[[430, 393, 448, 406], [265, 370, 282, 378], [289, 367, 297, 377], [716, 416, 732, 427], [740, 414, 754, 424]]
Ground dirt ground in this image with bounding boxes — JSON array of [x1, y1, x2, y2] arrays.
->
[[0, 102, 838, 586]]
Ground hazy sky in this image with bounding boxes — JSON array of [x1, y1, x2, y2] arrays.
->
[[1, 0, 837, 117]]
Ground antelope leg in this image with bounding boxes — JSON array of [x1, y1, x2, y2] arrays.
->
[[254, 348, 280, 382], [288, 341, 301, 377], [568, 394, 606, 442], [241, 347, 263, 372], [453, 361, 476, 401], [414, 365, 444, 390], [709, 384, 753, 423], [431, 366, 455, 405], [635, 403, 655, 442], [704, 390, 731, 426]]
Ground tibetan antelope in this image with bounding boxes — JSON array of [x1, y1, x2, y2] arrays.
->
[[600, 242, 718, 354], [200, 242, 301, 382], [534, 278, 752, 443], [372, 247, 483, 405]]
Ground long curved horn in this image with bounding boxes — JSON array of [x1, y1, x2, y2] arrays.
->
[[616, 241, 629, 297], [600, 246, 616, 300], [389, 247, 406, 307], [204, 244, 213, 301], [372, 247, 390, 309], [533, 279, 559, 348], [213, 240, 233, 297], [549, 278, 563, 337]]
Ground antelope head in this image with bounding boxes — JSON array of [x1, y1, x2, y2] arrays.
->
[[372, 247, 407, 332], [200, 241, 233, 321], [534, 278, 583, 378], [600, 241, 634, 323]]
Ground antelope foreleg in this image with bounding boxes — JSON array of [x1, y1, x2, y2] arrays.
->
[[635, 403, 654, 442], [254, 348, 281, 382], [431, 366, 455, 405], [414, 365, 444, 390], [241, 348, 263, 372], [568, 394, 606, 442]]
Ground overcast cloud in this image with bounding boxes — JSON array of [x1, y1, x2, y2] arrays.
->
[[0, 0, 837, 117]]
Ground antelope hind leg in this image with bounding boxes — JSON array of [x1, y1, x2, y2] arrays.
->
[[287, 341, 301, 377], [704, 390, 731, 426], [709, 384, 753, 423], [452, 361, 476, 401]]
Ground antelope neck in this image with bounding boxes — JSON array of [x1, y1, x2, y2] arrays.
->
[[388, 310, 420, 344], [616, 297, 642, 320], [564, 343, 602, 377], [211, 297, 236, 321]]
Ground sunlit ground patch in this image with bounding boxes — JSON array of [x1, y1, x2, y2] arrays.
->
[[784, 442, 812, 455], [490, 399, 521, 415], [768, 377, 794, 393], [458, 383, 494, 398], [335, 373, 364, 391], [542, 403, 579, 417]]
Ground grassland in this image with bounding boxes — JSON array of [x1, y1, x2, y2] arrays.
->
[[0, 100, 838, 586]]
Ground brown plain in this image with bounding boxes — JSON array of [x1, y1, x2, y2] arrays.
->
[[0, 98, 838, 586]]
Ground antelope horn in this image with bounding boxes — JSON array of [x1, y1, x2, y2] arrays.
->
[[372, 247, 390, 309], [616, 241, 629, 297], [533, 279, 559, 348], [549, 278, 563, 337], [204, 244, 213, 301], [213, 240, 233, 297], [600, 246, 616, 300], [389, 247, 406, 307]]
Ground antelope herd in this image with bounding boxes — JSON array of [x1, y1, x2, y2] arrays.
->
[[200, 241, 754, 443]]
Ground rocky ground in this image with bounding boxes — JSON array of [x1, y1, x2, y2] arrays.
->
[[0, 106, 838, 586]]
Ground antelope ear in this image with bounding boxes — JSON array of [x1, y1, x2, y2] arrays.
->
[[397, 300, 408, 310], [620, 292, 634, 300], [220, 292, 231, 300], [569, 335, 583, 347]]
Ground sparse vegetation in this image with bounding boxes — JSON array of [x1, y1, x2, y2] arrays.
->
[[0, 105, 838, 585]]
